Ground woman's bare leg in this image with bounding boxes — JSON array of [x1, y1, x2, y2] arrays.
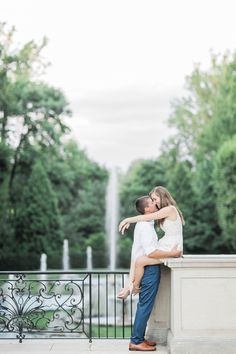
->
[[117, 261, 135, 299], [133, 255, 161, 290]]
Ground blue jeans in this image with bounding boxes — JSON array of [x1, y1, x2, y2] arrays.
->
[[131, 264, 161, 344]]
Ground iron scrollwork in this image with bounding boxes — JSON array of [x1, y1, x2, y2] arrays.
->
[[0, 273, 89, 342]]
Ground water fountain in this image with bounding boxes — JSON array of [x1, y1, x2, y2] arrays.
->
[[40, 253, 47, 280], [86, 246, 93, 270], [105, 167, 119, 270], [40, 253, 47, 272], [62, 239, 70, 271]]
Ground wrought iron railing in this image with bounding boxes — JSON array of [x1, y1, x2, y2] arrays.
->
[[0, 271, 136, 343]]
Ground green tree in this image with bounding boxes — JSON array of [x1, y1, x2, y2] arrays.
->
[[15, 161, 63, 269], [0, 22, 48, 143], [42, 140, 108, 268], [166, 52, 236, 254], [197, 54, 236, 156], [118, 51, 236, 260], [0, 23, 70, 198], [0, 143, 15, 268], [0, 23, 72, 269], [0, 23, 110, 270], [168, 53, 230, 159], [213, 136, 236, 250], [8, 82, 70, 196], [0, 142, 12, 221], [191, 54, 236, 253]]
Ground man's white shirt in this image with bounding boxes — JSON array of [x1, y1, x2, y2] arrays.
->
[[131, 221, 159, 261]]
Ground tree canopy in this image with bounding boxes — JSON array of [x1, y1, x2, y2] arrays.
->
[[1, 22, 236, 270], [0, 23, 108, 270], [118, 52, 236, 266]]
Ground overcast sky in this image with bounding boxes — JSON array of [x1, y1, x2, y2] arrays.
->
[[1, 0, 236, 171]]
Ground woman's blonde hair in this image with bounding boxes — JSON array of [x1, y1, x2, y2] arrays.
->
[[149, 186, 185, 225]]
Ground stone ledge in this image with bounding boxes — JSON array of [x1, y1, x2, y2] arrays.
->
[[164, 255, 236, 268]]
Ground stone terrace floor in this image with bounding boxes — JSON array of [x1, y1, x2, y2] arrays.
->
[[0, 339, 169, 354]]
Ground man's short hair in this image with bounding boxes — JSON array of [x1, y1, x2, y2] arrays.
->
[[135, 196, 150, 214]]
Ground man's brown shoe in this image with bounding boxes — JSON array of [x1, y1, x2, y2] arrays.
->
[[144, 340, 157, 346], [129, 342, 156, 351]]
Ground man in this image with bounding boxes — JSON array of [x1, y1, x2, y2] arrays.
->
[[129, 196, 181, 352]]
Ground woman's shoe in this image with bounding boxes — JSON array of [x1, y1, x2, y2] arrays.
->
[[117, 287, 130, 300]]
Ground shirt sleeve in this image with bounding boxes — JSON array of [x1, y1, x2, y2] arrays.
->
[[139, 222, 158, 256]]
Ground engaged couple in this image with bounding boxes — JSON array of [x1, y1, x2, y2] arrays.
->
[[118, 186, 183, 351]]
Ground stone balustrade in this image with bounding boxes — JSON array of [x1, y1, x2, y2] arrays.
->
[[147, 255, 236, 354]]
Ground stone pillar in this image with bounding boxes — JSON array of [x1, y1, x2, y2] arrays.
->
[[146, 264, 171, 344], [166, 255, 236, 354]]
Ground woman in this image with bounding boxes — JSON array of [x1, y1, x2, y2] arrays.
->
[[117, 186, 184, 299]]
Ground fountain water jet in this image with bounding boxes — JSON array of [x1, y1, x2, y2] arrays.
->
[[86, 246, 93, 270], [105, 167, 119, 270], [63, 239, 70, 271], [40, 253, 47, 280], [40, 253, 47, 272]]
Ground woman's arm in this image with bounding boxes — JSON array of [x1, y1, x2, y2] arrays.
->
[[119, 206, 175, 234]]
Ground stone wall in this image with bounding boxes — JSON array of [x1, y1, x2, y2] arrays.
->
[[147, 255, 236, 354]]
